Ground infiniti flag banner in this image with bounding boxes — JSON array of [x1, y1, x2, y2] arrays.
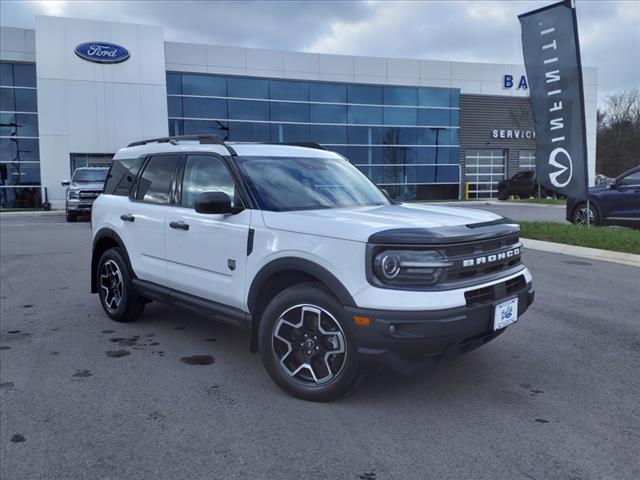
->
[[519, 0, 588, 200]]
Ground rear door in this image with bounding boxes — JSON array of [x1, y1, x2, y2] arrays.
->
[[165, 153, 251, 312], [122, 154, 180, 285]]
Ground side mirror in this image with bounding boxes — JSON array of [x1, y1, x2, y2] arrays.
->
[[194, 191, 241, 215], [61, 180, 70, 187]]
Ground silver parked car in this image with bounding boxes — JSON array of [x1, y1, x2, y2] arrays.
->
[[61, 167, 109, 222]]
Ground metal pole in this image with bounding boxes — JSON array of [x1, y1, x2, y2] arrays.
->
[[586, 199, 590, 226]]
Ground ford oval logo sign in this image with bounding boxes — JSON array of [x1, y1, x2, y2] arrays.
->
[[74, 42, 130, 64]]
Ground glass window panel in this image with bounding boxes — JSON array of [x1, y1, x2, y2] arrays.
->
[[0, 138, 39, 162], [228, 77, 268, 99], [450, 90, 460, 108], [382, 146, 417, 165], [0, 113, 38, 136], [270, 102, 308, 122], [380, 127, 416, 145], [0, 162, 40, 185], [136, 154, 180, 204], [449, 128, 459, 145], [270, 80, 309, 101], [167, 96, 182, 117], [166, 73, 182, 94], [168, 119, 183, 136], [183, 119, 228, 137], [228, 121, 270, 143], [418, 88, 452, 107], [330, 145, 348, 158], [418, 108, 452, 126], [0, 87, 15, 111], [181, 154, 237, 208], [270, 123, 310, 143], [310, 83, 347, 103], [416, 128, 436, 145], [451, 109, 459, 125], [0, 63, 12, 86], [228, 99, 269, 120], [183, 97, 227, 118], [384, 107, 417, 125], [0, 186, 42, 208], [12, 64, 36, 88], [104, 157, 144, 196], [348, 126, 383, 145], [348, 85, 383, 105], [384, 87, 417, 106], [309, 125, 347, 144], [14, 89, 37, 112], [347, 146, 382, 165], [182, 74, 226, 96], [348, 105, 383, 125], [310, 104, 347, 123]]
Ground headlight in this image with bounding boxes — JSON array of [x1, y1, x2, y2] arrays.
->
[[68, 190, 79, 199], [373, 249, 451, 287]]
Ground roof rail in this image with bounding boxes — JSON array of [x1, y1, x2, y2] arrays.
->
[[277, 142, 328, 151], [127, 134, 224, 148]]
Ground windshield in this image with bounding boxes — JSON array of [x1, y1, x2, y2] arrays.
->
[[72, 169, 108, 183], [236, 156, 390, 212]]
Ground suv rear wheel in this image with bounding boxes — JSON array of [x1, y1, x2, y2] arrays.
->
[[258, 283, 361, 402], [97, 248, 146, 322]]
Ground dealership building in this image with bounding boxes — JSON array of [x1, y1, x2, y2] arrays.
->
[[0, 15, 598, 209]]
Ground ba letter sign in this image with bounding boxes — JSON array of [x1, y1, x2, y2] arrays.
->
[[503, 74, 529, 90]]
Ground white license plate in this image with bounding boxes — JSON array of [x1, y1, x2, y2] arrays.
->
[[493, 297, 518, 331]]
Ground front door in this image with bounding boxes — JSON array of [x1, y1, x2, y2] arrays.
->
[[165, 153, 251, 312], [607, 170, 640, 224]]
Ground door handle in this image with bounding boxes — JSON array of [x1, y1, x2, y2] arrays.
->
[[169, 221, 190, 231], [120, 214, 135, 222]]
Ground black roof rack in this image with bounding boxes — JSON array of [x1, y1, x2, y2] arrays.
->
[[127, 134, 224, 148], [277, 142, 328, 151]]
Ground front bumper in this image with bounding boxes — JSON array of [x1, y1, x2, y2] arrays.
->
[[66, 199, 95, 214], [345, 279, 535, 374]]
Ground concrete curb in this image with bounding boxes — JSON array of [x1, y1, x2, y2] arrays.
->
[[0, 210, 63, 216], [522, 238, 640, 268]]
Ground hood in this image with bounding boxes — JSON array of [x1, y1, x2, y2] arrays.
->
[[69, 181, 105, 191], [262, 203, 504, 243]]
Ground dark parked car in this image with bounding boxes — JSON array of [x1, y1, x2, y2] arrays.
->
[[497, 171, 553, 200], [566, 165, 640, 227]]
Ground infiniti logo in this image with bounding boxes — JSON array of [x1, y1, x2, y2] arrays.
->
[[462, 247, 521, 268], [548, 147, 573, 187]]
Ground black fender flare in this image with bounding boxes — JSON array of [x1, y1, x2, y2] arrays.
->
[[91, 228, 134, 293], [247, 257, 356, 312]]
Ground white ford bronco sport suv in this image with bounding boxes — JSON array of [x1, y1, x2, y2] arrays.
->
[[91, 135, 534, 401]]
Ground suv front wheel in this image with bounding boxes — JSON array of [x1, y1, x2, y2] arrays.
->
[[97, 248, 146, 322], [258, 283, 361, 402]]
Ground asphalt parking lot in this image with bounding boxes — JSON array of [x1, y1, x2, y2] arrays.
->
[[1, 212, 639, 480]]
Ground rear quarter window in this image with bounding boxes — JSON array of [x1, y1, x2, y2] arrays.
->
[[104, 158, 144, 196]]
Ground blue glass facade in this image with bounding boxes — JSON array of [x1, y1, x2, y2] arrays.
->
[[0, 61, 41, 208], [167, 72, 460, 200]]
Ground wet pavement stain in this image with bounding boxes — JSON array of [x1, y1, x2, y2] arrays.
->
[[19, 305, 34, 309], [10, 434, 26, 443], [150, 342, 159, 346], [173, 326, 186, 331], [0, 382, 15, 390], [0, 346, 10, 351], [181, 355, 214, 365], [102, 329, 116, 334], [110, 336, 139, 347], [535, 418, 550, 424], [51, 351, 59, 356], [106, 350, 130, 358], [204, 338, 217, 342], [8, 330, 21, 334], [151, 351, 165, 357], [359, 470, 376, 479], [72, 369, 92, 378], [148, 411, 165, 421], [145, 333, 155, 337]]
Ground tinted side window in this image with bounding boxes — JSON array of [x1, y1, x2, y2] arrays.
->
[[136, 155, 180, 204], [181, 155, 237, 208], [104, 158, 144, 196]]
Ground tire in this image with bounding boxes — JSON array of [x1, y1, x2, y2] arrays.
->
[[497, 188, 508, 201], [258, 282, 361, 402], [97, 247, 145, 322], [572, 202, 600, 226], [66, 212, 76, 222]]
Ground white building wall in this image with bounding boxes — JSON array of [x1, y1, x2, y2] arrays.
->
[[34, 16, 168, 208]]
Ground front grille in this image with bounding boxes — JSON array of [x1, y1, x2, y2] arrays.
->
[[79, 191, 100, 199], [443, 234, 522, 283], [464, 275, 526, 306]]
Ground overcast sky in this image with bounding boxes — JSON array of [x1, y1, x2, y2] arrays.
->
[[1, 0, 638, 106]]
